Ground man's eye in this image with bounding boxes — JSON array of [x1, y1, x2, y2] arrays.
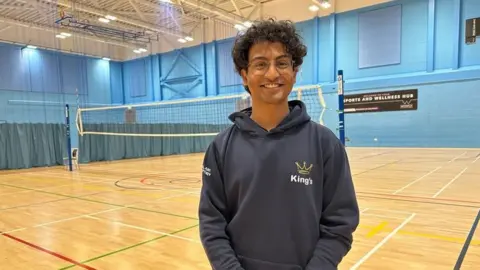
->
[[253, 62, 268, 69], [277, 62, 290, 68]]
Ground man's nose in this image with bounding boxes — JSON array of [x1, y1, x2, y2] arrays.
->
[[264, 63, 280, 79]]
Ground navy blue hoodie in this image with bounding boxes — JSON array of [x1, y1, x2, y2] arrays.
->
[[199, 100, 359, 270]]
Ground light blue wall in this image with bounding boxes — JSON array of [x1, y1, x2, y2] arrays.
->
[[0, 43, 120, 147], [2, 0, 479, 148], [110, 0, 479, 147]]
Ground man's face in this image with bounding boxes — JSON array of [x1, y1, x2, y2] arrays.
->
[[240, 41, 297, 105]]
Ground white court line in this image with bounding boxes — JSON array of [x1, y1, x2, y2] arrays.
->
[[363, 208, 415, 215], [360, 208, 370, 214], [85, 215, 201, 244], [351, 213, 416, 270], [432, 167, 468, 198], [448, 152, 466, 163], [393, 166, 442, 194], [361, 213, 411, 220], [1, 191, 197, 235], [473, 155, 480, 164]]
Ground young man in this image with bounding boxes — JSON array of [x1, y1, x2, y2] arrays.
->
[[199, 19, 359, 270]]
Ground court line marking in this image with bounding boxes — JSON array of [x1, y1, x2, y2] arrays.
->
[[0, 191, 109, 212], [351, 213, 416, 270], [85, 215, 201, 243], [366, 221, 388, 238], [361, 213, 410, 220], [0, 178, 113, 196], [360, 224, 479, 245], [0, 182, 199, 220], [356, 151, 392, 160], [358, 193, 479, 209], [432, 167, 468, 198], [360, 207, 415, 215], [353, 160, 400, 176], [448, 152, 466, 163], [2, 191, 197, 235], [454, 209, 480, 270], [58, 224, 200, 270], [1, 197, 73, 212], [473, 154, 480, 164], [357, 191, 480, 209], [393, 166, 442, 194], [0, 232, 97, 270], [3, 171, 113, 182]]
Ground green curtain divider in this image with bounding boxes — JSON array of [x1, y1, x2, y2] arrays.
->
[[78, 123, 230, 163], [0, 123, 66, 170], [0, 123, 230, 169]]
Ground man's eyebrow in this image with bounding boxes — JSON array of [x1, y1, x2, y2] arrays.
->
[[250, 54, 290, 61]]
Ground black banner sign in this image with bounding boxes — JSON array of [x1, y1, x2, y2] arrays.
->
[[466, 17, 478, 44], [344, 89, 418, 114]]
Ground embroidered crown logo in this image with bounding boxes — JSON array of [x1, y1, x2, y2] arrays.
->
[[295, 161, 313, 175]]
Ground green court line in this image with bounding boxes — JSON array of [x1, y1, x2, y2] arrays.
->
[[0, 197, 72, 211], [57, 224, 200, 270], [0, 183, 198, 220]]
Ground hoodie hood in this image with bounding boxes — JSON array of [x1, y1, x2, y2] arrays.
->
[[228, 100, 311, 136]]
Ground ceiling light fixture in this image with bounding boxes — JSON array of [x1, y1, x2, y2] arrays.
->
[[234, 24, 246, 31], [308, 5, 319, 12], [311, 0, 331, 9], [320, 0, 331, 9]]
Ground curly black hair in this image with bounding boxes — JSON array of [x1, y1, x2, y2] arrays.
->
[[231, 18, 307, 76]]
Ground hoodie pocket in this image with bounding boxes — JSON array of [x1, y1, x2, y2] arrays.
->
[[238, 255, 303, 270]]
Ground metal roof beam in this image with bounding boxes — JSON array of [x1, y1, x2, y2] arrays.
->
[[0, 15, 139, 49], [20, 0, 189, 38], [167, 0, 247, 24]]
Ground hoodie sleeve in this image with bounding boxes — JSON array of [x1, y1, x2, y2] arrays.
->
[[198, 141, 245, 270], [305, 141, 360, 270]]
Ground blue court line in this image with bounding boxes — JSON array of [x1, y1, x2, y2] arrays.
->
[[454, 209, 480, 270]]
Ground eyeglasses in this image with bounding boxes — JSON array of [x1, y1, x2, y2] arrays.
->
[[247, 58, 294, 75]]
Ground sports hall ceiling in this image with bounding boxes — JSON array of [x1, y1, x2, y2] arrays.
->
[[0, 0, 268, 48], [0, 0, 391, 59]]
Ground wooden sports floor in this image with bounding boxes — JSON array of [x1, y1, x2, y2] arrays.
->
[[1, 147, 479, 269]]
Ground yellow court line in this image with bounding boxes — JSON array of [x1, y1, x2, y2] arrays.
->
[[398, 230, 480, 245], [366, 221, 388, 238], [361, 223, 480, 245]]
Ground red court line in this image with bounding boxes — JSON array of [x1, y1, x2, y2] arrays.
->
[[140, 178, 153, 185], [357, 191, 480, 205], [1, 232, 97, 270]]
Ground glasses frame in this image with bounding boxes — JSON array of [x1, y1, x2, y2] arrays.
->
[[246, 57, 296, 75]]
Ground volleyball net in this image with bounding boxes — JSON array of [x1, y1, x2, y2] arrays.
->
[[76, 84, 341, 139]]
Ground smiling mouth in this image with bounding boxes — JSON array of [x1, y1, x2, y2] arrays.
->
[[262, 83, 284, 89]]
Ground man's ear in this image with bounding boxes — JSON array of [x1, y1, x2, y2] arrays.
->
[[292, 66, 299, 84], [240, 69, 249, 88]]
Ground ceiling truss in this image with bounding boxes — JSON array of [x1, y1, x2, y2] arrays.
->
[[0, 0, 263, 48]]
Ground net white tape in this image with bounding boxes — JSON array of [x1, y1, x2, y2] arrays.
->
[[76, 85, 328, 137]]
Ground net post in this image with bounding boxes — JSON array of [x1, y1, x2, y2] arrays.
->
[[337, 70, 345, 145], [65, 104, 72, 171]]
